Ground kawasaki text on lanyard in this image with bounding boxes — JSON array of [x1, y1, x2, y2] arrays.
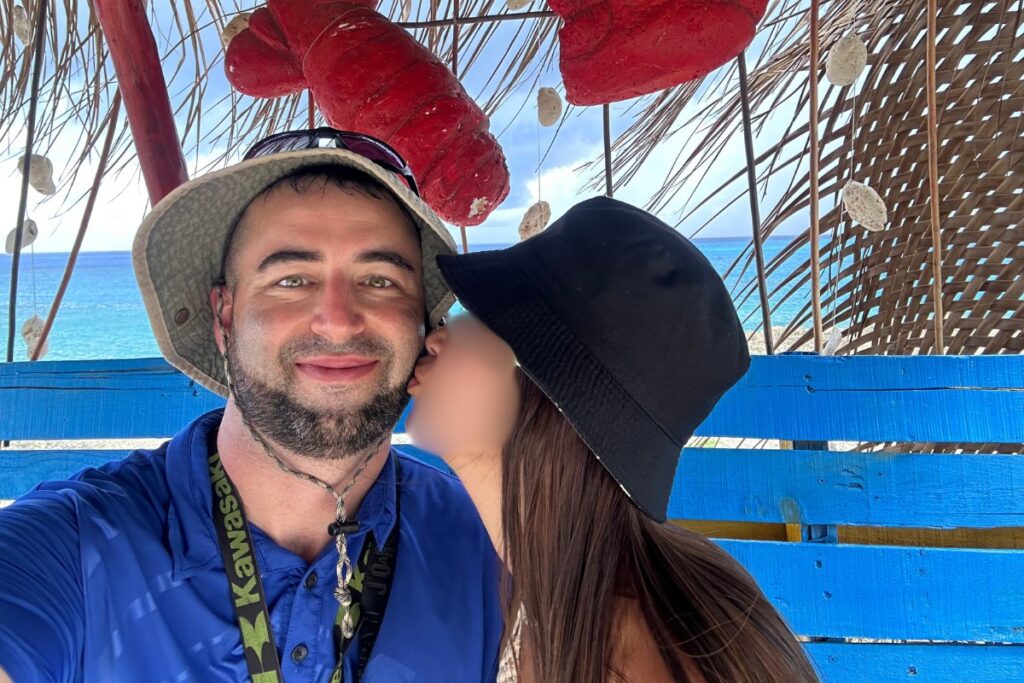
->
[[209, 451, 399, 683]]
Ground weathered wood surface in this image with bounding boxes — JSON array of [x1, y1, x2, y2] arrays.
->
[[3, 355, 1024, 682], [804, 642, 1024, 682], [671, 447, 1024, 528], [3, 355, 1022, 442], [719, 539, 1024, 643]]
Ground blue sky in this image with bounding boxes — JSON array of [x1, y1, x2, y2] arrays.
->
[[2, 2, 813, 253]]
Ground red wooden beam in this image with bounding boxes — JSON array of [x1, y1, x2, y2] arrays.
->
[[93, 0, 189, 204]]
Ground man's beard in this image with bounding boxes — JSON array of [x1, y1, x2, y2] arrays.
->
[[226, 332, 412, 461]]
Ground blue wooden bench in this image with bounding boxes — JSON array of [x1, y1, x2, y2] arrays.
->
[[2, 354, 1023, 681]]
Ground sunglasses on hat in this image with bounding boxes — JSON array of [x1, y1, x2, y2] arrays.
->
[[243, 127, 420, 195]]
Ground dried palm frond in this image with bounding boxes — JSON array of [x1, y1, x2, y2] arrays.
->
[[619, 0, 1022, 361], [0, 0, 561, 206], [578, 0, 822, 196]]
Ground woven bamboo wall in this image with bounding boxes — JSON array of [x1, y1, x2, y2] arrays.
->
[[768, 0, 1023, 357]]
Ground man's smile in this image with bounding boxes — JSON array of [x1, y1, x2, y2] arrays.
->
[[294, 356, 380, 383]]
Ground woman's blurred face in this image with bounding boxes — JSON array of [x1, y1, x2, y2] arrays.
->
[[405, 312, 521, 460]]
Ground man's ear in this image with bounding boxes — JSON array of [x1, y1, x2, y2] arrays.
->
[[209, 285, 234, 354]]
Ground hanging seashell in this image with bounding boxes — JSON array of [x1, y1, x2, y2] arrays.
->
[[537, 87, 562, 127], [823, 328, 843, 356], [842, 180, 887, 232], [13, 5, 32, 45], [5, 218, 38, 254], [221, 13, 252, 49], [399, 0, 412, 22], [507, 0, 532, 9], [18, 154, 57, 195], [22, 315, 48, 360], [518, 201, 551, 241], [826, 34, 868, 87]]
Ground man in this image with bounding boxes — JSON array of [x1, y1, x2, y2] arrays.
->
[[0, 128, 503, 682]]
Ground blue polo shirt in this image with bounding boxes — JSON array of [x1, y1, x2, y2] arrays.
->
[[0, 410, 503, 682]]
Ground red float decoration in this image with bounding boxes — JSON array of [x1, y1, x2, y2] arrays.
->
[[549, 0, 769, 105], [225, 1, 510, 226]]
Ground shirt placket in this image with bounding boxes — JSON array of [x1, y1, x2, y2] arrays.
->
[[279, 531, 369, 682]]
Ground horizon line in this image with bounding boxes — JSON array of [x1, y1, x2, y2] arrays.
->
[[2, 233, 804, 257]]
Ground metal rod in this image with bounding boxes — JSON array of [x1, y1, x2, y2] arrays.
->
[[925, 0, 945, 353], [603, 104, 613, 196], [7, 0, 49, 363], [400, 9, 555, 29], [452, 0, 460, 79], [308, 90, 316, 128], [31, 93, 123, 361], [452, 0, 470, 254], [807, 0, 825, 354], [737, 53, 775, 355]]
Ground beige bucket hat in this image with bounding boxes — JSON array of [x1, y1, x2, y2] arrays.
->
[[132, 148, 458, 398]]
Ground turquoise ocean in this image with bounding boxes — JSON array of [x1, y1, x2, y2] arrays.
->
[[0, 237, 811, 362]]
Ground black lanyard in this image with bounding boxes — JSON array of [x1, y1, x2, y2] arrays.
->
[[209, 451, 399, 683]]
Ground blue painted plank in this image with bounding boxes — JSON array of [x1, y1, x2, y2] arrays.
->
[[3, 355, 1023, 442], [697, 355, 1024, 443], [0, 358, 224, 440], [805, 642, 1024, 682], [0, 445, 447, 500], [716, 539, 1024, 643], [746, 354, 1024, 391], [670, 447, 1024, 528]]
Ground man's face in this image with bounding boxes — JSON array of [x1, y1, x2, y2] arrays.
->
[[213, 180, 425, 460]]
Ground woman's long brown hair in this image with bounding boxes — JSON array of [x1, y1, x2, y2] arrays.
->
[[500, 370, 819, 682]]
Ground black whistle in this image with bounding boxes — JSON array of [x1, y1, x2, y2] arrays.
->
[[328, 520, 361, 537]]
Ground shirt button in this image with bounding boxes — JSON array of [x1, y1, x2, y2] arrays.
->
[[304, 572, 318, 590], [291, 644, 309, 663]]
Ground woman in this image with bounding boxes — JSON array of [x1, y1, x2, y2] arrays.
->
[[405, 197, 818, 682]]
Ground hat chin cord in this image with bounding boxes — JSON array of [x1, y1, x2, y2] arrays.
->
[[215, 291, 382, 640]]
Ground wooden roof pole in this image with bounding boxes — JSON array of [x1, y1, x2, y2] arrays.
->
[[451, 0, 471, 254], [737, 53, 775, 355], [925, 0, 946, 353], [6, 0, 48, 363], [603, 104, 614, 197], [29, 93, 123, 362], [93, 0, 189, 205], [807, 0, 825, 354]]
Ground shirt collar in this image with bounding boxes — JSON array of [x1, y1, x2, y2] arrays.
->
[[165, 409, 400, 581]]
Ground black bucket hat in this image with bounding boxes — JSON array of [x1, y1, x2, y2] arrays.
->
[[435, 196, 750, 522]]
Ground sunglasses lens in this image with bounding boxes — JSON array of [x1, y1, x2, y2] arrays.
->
[[243, 132, 315, 160], [243, 130, 418, 193], [339, 136, 405, 172], [335, 135, 419, 193]]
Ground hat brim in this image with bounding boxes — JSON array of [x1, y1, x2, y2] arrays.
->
[[436, 248, 679, 522], [133, 149, 458, 398]]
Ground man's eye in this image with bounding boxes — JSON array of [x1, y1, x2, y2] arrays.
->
[[366, 275, 396, 288], [276, 275, 308, 288]]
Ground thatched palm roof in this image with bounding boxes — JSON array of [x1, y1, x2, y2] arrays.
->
[[2, 0, 1021, 357]]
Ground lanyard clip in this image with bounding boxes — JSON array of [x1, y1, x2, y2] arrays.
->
[[328, 520, 361, 537]]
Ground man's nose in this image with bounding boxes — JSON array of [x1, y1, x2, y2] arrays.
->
[[309, 279, 365, 340]]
